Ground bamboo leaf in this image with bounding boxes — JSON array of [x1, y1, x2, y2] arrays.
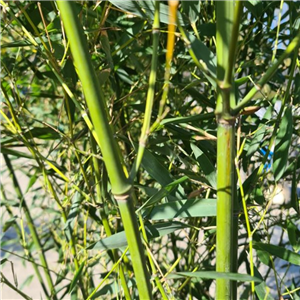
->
[[0, 147, 34, 159], [141, 148, 173, 186], [273, 107, 293, 181], [2, 216, 18, 232], [246, 124, 266, 157], [161, 112, 215, 125], [186, 31, 217, 77], [181, 1, 201, 24], [167, 271, 261, 282], [87, 221, 188, 250], [23, 127, 61, 140], [191, 143, 216, 189], [109, 0, 187, 25], [291, 161, 299, 214], [255, 281, 275, 300], [142, 198, 216, 220], [287, 220, 300, 252], [68, 261, 85, 293], [64, 192, 81, 242], [253, 242, 300, 266], [137, 176, 189, 211]]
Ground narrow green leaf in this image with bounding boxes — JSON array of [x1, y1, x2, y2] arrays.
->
[[253, 242, 300, 266], [19, 275, 34, 290], [141, 148, 173, 186], [256, 249, 271, 266], [291, 161, 299, 214], [25, 174, 38, 193], [181, 1, 200, 24], [167, 271, 261, 283], [24, 127, 62, 140], [191, 143, 216, 189], [137, 176, 189, 212], [1, 41, 31, 48], [273, 107, 293, 181], [87, 221, 188, 250], [161, 112, 215, 126], [246, 124, 266, 158], [142, 198, 216, 221], [186, 31, 217, 78], [109, 0, 187, 25], [255, 281, 274, 300], [287, 220, 300, 252], [1, 258, 8, 265], [68, 260, 85, 293], [2, 216, 18, 232], [0, 147, 34, 159]]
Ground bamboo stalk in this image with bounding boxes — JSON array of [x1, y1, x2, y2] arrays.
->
[[215, 2, 236, 299], [90, 136, 131, 300], [56, 2, 152, 298], [132, 1, 160, 178], [3, 155, 57, 300]]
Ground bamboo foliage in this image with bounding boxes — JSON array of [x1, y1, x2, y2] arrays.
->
[[1, 1, 300, 299]]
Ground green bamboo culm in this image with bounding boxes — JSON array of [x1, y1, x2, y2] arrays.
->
[[215, 1, 237, 299], [56, 2, 152, 299]]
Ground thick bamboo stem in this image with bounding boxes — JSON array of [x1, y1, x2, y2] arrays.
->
[[215, 2, 236, 299], [216, 123, 235, 299]]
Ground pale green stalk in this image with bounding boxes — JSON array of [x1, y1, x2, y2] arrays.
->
[[215, 2, 238, 299], [132, 1, 160, 178], [90, 136, 131, 300], [56, 2, 152, 298]]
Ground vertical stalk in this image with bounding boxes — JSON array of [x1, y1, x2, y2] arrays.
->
[[216, 123, 235, 300], [56, 2, 152, 298], [132, 1, 160, 177], [90, 136, 131, 300], [215, 2, 240, 299]]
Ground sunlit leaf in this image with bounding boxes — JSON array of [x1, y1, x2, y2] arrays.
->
[[253, 242, 300, 266], [87, 221, 188, 250], [273, 107, 293, 181], [167, 271, 261, 282], [143, 198, 216, 220]]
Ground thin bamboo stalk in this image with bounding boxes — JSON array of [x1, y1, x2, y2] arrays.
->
[[0, 186, 50, 299], [133, 1, 160, 178], [3, 155, 57, 300], [56, 2, 152, 298]]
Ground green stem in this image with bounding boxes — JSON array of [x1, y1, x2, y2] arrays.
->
[[1, 272, 33, 300], [57, 2, 152, 298], [132, 1, 160, 178], [117, 193, 153, 299], [3, 155, 57, 300], [56, 1, 130, 196], [90, 136, 131, 300], [215, 2, 237, 299], [216, 123, 235, 300]]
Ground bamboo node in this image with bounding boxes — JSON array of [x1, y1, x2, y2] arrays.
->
[[152, 28, 160, 34], [217, 116, 236, 126], [114, 193, 131, 202]]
